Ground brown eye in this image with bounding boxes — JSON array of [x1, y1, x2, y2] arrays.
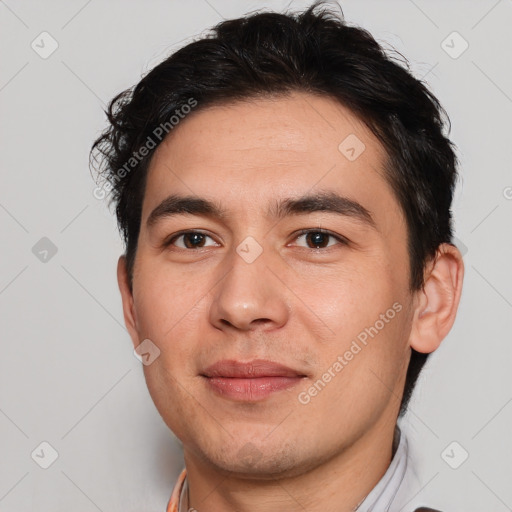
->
[[167, 231, 218, 249], [305, 231, 330, 248], [294, 229, 347, 249]]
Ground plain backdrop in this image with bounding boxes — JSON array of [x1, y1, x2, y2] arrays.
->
[[1, 0, 511, 510]]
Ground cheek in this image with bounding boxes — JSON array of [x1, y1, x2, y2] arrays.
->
[[133, 266, 208, 438], [141, 361, 203, 443], [133, 262, 205, 337], [131, 267, 212, 404], [301, 261, 410, 387], [299, 260, 398, 334]]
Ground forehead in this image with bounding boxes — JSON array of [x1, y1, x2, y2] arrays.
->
[[142, 92, 402, 233]]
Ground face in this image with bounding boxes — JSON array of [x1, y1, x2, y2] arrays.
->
[[120, 91, 418, 479]]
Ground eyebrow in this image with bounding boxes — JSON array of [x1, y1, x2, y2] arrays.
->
[[146, 191, 377, 230]]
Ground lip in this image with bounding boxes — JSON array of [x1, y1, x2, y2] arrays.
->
[[201, 359, 306, 402], [202, 359, 305, 378]]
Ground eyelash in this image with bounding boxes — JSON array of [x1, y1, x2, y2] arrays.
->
[[164, 228, 348, 251]]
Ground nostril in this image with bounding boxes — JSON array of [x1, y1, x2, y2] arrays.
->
[[251, 318, 271, 325]]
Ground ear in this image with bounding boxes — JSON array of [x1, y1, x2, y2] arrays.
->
[[409, 243, 464, 354], [117, 255, 140, 350]]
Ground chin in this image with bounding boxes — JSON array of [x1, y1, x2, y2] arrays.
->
[[196, 439, 322, 481]]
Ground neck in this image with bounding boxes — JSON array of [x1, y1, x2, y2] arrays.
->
[[183, 417, 398, 512]]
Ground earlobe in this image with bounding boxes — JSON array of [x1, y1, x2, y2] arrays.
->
[[409, 243, 464, 354], [117, 255, 140, 348]]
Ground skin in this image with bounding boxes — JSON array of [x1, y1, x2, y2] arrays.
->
[[117, 91, 464, 512]]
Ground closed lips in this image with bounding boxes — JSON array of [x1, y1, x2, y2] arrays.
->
[[201, 359, 307, 378]]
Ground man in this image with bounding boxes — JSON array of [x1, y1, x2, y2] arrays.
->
[[91, 2, 464, 511]]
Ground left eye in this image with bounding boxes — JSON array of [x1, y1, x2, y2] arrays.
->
[[292, 229, 346, 249]]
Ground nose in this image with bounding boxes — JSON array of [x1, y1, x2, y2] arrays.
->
[[209, 245, 290, 332]]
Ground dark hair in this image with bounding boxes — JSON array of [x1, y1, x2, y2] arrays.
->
[[90, 1, 459, 416]]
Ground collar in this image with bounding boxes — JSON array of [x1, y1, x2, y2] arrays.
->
[[166, 427, 408, 512], [355, 426, 408, 511], [165, 467, 187, 512]]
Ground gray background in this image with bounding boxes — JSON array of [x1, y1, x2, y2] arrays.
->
[[1, 0, 511, 510]]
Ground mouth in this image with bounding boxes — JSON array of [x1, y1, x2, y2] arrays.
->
[[200, 359, 307, 402]]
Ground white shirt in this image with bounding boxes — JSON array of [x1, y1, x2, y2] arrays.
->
[[356, 427, 425, 511]]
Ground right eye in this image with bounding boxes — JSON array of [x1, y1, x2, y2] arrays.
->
[[165, 231, 219, 250]]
